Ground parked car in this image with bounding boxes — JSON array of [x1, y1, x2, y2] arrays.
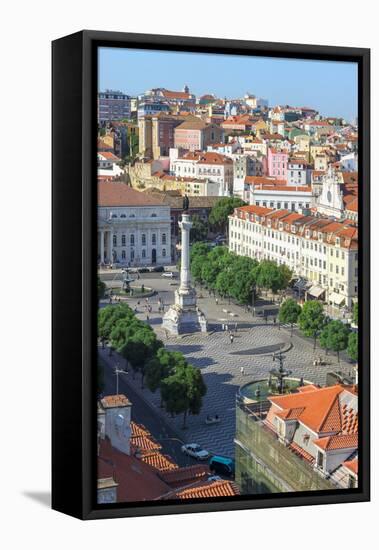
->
[[151, 265, 165, 272], [161, 271, 176, 278], [181, 443, 210, 460], [209, 456, 235, 478], [137, 267, 149, 274]]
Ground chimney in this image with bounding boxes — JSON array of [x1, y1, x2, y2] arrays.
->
[[100, 395, 132, 455]]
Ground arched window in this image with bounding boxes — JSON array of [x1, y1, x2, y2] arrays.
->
[[162, 233, 167, 245], [131, 250, 135, 261], [152, 233, 156, 245], [142, 250, 146, 259], [113, 234, 117, 246], [129, 213, 135, 218], [151, 213, 157, 217], [121, 234, 126, 246], [162, 248, 166, 257], [130, 234, 135, 246], [142, 234, 146, 246], [121, 250, 126, 259], [120, 213, 126, 218]]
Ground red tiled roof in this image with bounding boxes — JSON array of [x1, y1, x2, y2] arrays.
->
[[158, 464, 210, 487], [98, 151, 120, 162], [172, 480, 239, 500], [131, 435, 161, 453], [197, 152, 233, 165], [344, 457, 358, 475], [101, 394, 131, 409], [98, 438, 171, 502], [98, 182, 167, 207], [314, 433, 358, 451], [140, 452, 178, 472], [162, 90, 191, 100], [130, 421, 150, 437], [289, 442, 315, 464], [245, 176, 287, 186], [268, 385, 344, 434], [235, 204, 272, 216]]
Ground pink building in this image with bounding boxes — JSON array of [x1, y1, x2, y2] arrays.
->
[[266, 147, 288, 180], [174, 117, 223, 152]]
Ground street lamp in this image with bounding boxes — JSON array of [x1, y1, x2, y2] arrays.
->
[[114, 363, 127, 395]]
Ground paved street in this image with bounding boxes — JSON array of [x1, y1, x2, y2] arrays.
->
[[100, 353, 199, 468], [99, 270, 355, 458]]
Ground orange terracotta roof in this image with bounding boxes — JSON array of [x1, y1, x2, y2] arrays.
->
[[289, 442, 315, 464], [268, 385, 345, 434], [98, 438, 171, 502], [236, 204, 272, 216], [314, 433, 358, 451], [197, 152, 233, 165], [130, 421, 151, 437], [98, 182, 167, 207], [344, 457, 358, 475], [172, 480, 239, 500], [275, 407, 305, 420], [159, 464, 210, 486], [131, 435, 161, 453], [101, 394, 131, 409], [245, 176, 287, 186], [162, 90, 191, 100], [98, 151, 120, 162], [140, 451, 178, 472]]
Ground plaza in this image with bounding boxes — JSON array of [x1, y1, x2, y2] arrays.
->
[[99, 269, 354, 458]]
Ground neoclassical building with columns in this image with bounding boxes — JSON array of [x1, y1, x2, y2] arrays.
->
[[98, 182, 171, 266]]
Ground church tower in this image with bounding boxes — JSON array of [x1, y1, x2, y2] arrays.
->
[[316, 166, 344, 219]]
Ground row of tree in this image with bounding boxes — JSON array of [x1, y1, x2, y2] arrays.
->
[[98, 303, 206, 428], [190, 243, 292, 304], [279, 298, 358, 363]]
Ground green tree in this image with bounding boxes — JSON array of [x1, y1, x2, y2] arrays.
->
[[98, 303, 133, 341], [298, 301, 326, 350], [253, 260, 292, 295], [160, 363, 207, 429], [321, 320, 350, 362], [279, 298, 301, 336], [97, 276, 106, 303], [119, 327, 163, 386], [190, 214, 208, 243], [347, 331, 358, 363], [145, 349, 186, 393], [190, 242, 210, 283], [230, 264, 257, 304], [209, 197, 246, 234]]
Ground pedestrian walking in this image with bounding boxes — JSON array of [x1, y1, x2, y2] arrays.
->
[[230, 334, 234, 344], [146, 314, 149, 322], [240, 366, 245, 376], [215, 298, 219, 305]]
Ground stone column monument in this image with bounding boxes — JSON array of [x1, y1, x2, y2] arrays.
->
[[162, 213, 208, 335]]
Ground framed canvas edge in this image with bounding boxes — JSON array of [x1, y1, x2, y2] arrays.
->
[[52, 30, 370, 521]]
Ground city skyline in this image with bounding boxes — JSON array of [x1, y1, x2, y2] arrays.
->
[[99, 47, 358, 122]]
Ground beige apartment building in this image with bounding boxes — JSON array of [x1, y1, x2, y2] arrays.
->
[[229, 205, 358, 308]]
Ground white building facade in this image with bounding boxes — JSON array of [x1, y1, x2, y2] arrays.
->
[[229, 205, 358, 307], [98, 183, 171, 266]]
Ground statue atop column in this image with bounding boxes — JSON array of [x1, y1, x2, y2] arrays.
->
[[183, 194, 190, 212], [162, 213, 208, 335]]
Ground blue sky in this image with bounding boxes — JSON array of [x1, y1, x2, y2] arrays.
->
[[99, 47, 358, 122]]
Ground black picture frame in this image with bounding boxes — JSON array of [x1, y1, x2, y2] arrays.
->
[[52, 30, 370, 520]]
